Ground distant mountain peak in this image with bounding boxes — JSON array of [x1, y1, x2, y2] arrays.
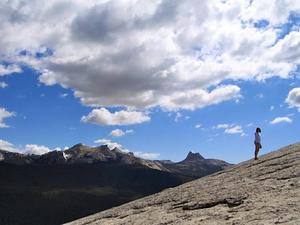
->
[[111, 147, 123, 153], [95, 145, 111, 151], [70, 143, 85, 149], [184, 151, 205, 161]]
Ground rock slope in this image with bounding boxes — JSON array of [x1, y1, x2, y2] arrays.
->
[[65, 142, 300, 225]]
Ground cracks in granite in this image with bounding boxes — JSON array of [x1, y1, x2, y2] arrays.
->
[[172, 197, 246, 211]]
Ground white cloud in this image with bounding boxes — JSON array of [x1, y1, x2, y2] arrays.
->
[[286, 87, 300, 111], [174, 112, 182, 122], [0, 64, 22, 76], [25, 144, 51, 155], [0, 82, 7, 88], [241, 0, 300, 25], [59, 93, 68, 98], [270, 106, 275, 111], [110, 129, 134, 137], [110, 129, 125, 137], [0, 108, 15, 128], [174, 112, 191, 122], [94, 139, 123, 150], [216, 123, 245, 136], [247, 123, 254, 127], [225, 125, 244, 135], [270, 116, 292, 124], [195, 124, 202, 129], [0, 140, 53, 155], [0, 0, 298, 115], [216, 124, 230, 129], [0, 139, 20, 152], [160, 85, 241, 111], [81, 107, 150, 125]]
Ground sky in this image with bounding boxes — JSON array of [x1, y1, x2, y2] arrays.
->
[[0, 0, 300, 163]]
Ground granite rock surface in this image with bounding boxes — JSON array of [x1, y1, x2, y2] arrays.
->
[[65, 143, 300, 225]]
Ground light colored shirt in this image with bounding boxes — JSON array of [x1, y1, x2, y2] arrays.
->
[[255, 132, 261, 144]]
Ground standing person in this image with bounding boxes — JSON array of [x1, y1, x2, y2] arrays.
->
[[254, 127, 262, 160]]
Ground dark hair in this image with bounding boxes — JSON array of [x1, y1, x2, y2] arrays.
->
[[256, 127, 261, 133]]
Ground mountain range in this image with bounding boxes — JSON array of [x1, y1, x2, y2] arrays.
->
[[0, 143, 230, 178], [0, 144, 231, 225]]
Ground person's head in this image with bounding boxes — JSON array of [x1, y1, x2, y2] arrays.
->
[[256, 127, 261, 133]]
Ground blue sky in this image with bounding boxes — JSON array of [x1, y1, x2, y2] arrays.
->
[[0, 0, 300, 163]]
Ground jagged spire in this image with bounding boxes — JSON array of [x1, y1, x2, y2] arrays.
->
[[184, 151, 205, 161]]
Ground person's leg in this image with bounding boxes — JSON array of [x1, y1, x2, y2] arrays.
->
[[254, 144, 259, 160]]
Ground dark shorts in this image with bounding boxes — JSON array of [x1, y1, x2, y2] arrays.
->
[[254, 142, 262, 149]]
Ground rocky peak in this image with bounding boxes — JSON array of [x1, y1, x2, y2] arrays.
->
[[64, 143, 91, 155], [111, 147, 123, 153], [36, 150, 67, 165], [0, 149, 33, 165], [94, 145, 111, 152], [184, 151, 205, 161], [68, 143, 86, 150]]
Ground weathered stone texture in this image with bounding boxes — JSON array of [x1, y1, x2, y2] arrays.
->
[[65, 143, 300, 225]]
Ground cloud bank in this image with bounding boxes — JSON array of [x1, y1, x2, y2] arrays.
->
[[0, 0, 300, 123]]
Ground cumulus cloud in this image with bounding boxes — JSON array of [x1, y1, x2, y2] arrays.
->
[[0, 139, 20, 152], [270, 116, 292, 124], [195, 124, 202, 129], [25, 144, 51, 155], [109, 129, 133, 137], [0, 0, 300, 115], [0, 108, 15, 128], [110, 129, 125, 137], [81, 108, 150, 125], [0, 82, 7, 88], [286, 87, 300, 111]]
